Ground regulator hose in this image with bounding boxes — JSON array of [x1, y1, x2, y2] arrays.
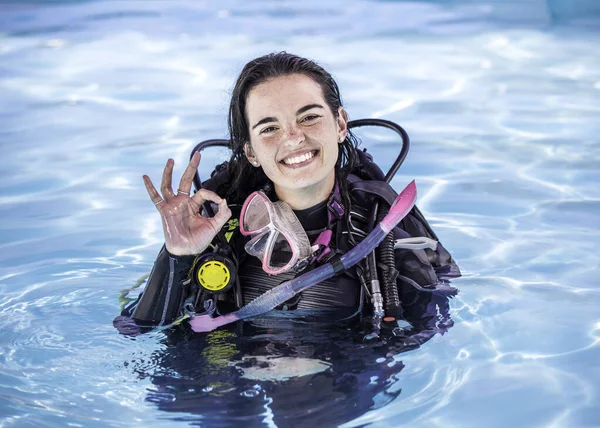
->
[[189, 180, 417, 333]]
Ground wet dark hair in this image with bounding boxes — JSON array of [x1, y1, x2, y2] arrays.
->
[[222, 51, 360, 206]]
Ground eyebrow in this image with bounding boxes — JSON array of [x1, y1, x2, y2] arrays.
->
[[251, 103, 325, 130]]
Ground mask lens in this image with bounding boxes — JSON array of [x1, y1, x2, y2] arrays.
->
[[244, 233, 271, 258], [267, 232, 294, 269], [242, 194, 270, 232]]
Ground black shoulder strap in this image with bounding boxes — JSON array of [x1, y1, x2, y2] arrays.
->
[[348, 175, 398, 207], [348, 175, 439, 241]]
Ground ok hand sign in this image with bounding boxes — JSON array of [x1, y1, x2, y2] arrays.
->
[[143, 152, 232, 256]]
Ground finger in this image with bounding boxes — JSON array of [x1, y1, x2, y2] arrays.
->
[[177, 151, 200, 196], [160, 159, 175, 200], [190, 188, 223, 208], [143, 175, 165, 208], [211, 198, 232, 230]]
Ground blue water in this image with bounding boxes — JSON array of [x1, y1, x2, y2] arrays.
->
[[1, 0, 600, 426]]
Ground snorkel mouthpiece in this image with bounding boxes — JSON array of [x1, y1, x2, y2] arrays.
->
[[190, 180, 417, 333]]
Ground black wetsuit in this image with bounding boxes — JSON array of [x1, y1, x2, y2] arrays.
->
[[115, 167, 460, 333]]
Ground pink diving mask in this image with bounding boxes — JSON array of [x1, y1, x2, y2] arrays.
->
[[239, 191, 314, 275]]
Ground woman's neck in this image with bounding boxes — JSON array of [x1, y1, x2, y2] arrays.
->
[[274, 173, 335, 210]]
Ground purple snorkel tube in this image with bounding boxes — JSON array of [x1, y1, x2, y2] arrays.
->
[[189, 180, 417, 333]]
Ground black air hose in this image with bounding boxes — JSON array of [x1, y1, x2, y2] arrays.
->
[[377, 204, 403, 321]]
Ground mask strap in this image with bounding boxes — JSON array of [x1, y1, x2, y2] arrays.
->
[[310, 183, 345, 263], [327, 182, 345, 223]]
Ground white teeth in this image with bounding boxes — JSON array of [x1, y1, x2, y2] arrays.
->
[[283, 151, 314, 165]]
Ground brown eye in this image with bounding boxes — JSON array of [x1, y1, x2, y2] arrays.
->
[[260, 126, 277, 135], [301, 114, 320, 123]]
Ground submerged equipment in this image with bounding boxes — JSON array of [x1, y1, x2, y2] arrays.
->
[[189, 180, 417, 332]]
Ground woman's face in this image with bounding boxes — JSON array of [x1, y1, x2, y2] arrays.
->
[[244, 73, 347, 196]]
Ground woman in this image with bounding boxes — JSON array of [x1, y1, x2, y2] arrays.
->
[[114, 52, 460, 334]]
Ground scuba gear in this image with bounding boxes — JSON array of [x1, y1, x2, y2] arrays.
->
[[193, 253, 236, 294], [354, 119, 410, 325], [240, 190, 314, 275], [238, 198, 360, 313], [394, 237, 438, 251], [190, 119, 414, 324], [115, 119, 460, 335], [189, 180, 417, 333], [239, 189, 341, 275]]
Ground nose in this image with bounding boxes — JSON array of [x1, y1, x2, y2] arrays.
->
[[283, 124, 305, 146]]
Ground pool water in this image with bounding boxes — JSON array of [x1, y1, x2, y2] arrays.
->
[[1, 0, 599, 426]]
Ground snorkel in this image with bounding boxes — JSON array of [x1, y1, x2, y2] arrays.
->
[[189, 180, 417, 333]]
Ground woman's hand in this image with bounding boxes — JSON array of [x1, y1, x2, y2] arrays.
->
[[143, 151, 232, 256]]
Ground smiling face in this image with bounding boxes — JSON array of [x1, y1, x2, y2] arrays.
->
[[244, 74, 347, 205]]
